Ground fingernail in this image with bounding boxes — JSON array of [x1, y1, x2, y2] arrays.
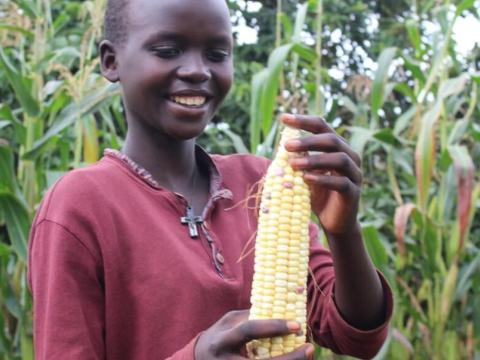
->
[[281, 113, 296, 122], [285, 139, 301, 149], [303, 173, 316, 182], [287, 321, 301, 332], [290, 158, 308, 168]]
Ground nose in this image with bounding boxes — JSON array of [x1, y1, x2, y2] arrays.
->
[[177, 53, 211, 83]]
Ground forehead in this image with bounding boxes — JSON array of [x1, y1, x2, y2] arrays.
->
[[127, 0, 232, 42]]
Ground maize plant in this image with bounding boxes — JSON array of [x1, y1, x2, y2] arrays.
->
[[247, 0, 479, 359], [1, 0, 479, 359], [0, 0, 120, 358]]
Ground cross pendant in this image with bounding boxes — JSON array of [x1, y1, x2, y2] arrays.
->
[[180, 206, 203, 238]]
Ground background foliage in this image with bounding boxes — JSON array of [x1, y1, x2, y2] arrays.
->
[[0, 0, 479, 358]]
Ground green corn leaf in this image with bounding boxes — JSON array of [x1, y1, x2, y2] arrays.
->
[[448, 119, 469, 145], [0, 241, 10, 260], [261, 73, 279, 139], [292, 43, 317, 62], [266, 44, 294, 80], [5, 285, 21, 319], [424, 214, 444, 274], [415, 74, 469, 211], [16, 0, 38, 19], [0, 314, 11, 354], [393, 106, 417, 136], [0, 194, 29, 262], [371, 47, 397, 126], [0, 48, 40, 117], [362, 226, 388, 274], [402, 54, 426, 85], [219, 128, 249, 154], [292, 3, 309, 43], [456, 0, 475, 16], [415, 101, 442, 211], [250, 69, 269, 153], [0, 104, 26, 144], [394, 83, 416, 103], [0, 146, 17, 194], [260, 120, 280, 158], [23, 82, 120, 160], [20, 330, 34, 360], [83, 115, 99, 163], [455, 252, 480, 300], [373, 128, 401, 146], [261, 43, 294, 138], [438, 74, 468, 100], [0, 120, 10, 130], [438, 149, 453, 172], [0, 24, 34, 39], [440, 262, 459, 326], [412, 208, 444, 275], [280, 13, 293, 39], [405, 20, 422, 55], [348, 126, 374, 155], [46, 171, 67, 189], [100, 107, 120, 149], [341, 96, 358, 115]]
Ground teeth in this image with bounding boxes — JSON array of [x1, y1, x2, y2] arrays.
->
[[171, 96, 207, 106]]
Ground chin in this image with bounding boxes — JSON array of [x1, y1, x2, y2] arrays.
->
[[166, 123, 208, 141]]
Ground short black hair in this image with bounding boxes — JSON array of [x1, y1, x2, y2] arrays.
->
[[103, 0, 230, 46], [104, 0, 129, 46]]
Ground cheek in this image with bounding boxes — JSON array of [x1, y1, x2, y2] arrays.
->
[[217, 63, 234, 98], [120, 57, 171, 93]]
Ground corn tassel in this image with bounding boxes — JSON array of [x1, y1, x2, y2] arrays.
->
[[248, 126, 311, 359]]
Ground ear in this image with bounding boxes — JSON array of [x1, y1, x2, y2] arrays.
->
[[99, 40, 120, 83]]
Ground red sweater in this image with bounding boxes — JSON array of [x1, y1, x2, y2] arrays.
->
[[27, 148, 393, 360]]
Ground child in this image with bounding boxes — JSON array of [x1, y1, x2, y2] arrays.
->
[[27, 0, 393, 359]]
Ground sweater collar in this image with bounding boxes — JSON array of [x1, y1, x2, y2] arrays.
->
[[103, 146, 231, 200]]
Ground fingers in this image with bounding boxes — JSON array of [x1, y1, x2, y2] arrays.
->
[[290, 153, 362, 185], [273, 343, 316, 360], [281, 113, 335, 135], [220, 319, 301, 349], [304, 173, 359, 195], [281, 114, 361, 167], [285, 133, 361, 168]]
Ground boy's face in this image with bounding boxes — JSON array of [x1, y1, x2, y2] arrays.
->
[[104, 0, 234, 140]]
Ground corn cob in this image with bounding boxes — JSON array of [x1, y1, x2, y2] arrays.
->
[[247, 126, 311, 359]]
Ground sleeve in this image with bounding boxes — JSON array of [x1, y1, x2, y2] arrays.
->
[[306, 223, 394, 359], [27, 220, 105, 360]]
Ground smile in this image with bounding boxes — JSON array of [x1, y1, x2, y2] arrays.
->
[[169, 96, 207, 107]]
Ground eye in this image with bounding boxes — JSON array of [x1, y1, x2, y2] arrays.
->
[[206, 49, 230, 62], [151, 46, 181, 59]]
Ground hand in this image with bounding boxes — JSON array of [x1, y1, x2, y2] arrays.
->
[[194, 310, 315, 360], [281, 114, 362, 237]]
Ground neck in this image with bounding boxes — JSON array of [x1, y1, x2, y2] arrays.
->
[[121, 122, 198, 191]]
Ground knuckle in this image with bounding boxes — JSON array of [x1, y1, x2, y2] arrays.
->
[[274, 319, 288, 331], [315, 116, 326, 125], [220, 311, 235, 322], [209, 337, 223, 356], [224, 309, 246, 321], [238, 322, 254, 342], [328, 134, 340, 148], [340, 179, 351, 193], [340, 153, 350, 168]]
